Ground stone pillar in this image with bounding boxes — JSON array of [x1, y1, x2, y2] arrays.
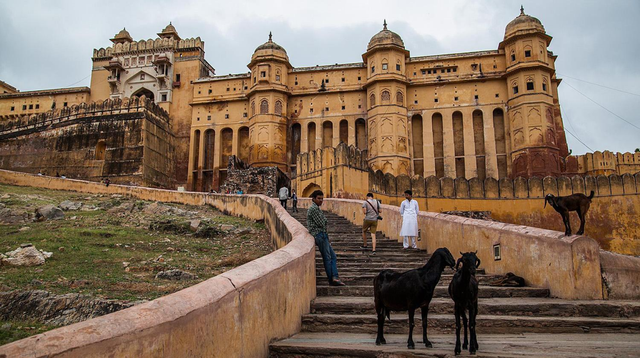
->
[[315, 120, 322, 152], [348, 118, 356, 147], [483, 108, 499, 179], [186, 130, 196, 190], [332, 120, 340, 147], [301, 122, 308, 154], [213, 129, 222, 190], [231, 127, 239, 157], [463, 109, 477, 178], [442, 111, 456, 178], [423, 110, 436, 177]]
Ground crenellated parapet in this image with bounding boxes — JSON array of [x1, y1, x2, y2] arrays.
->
[[0, 96, 170, 138], [368, 171, 640, 199], [572, 150, 640, 176], [296, 143, 369, 179], [92, 37, 204, 60]]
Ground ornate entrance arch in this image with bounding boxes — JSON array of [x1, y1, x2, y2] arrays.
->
[[301, 182, 322, 198]]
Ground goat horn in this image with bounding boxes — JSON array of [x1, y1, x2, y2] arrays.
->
[[476, 258, 481, 268], [460, 251, 464, 255], [474, 250, 478, 254]]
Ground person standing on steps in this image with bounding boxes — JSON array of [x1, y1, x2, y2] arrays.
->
[[400, 189, 419, 249], [278, 186, 289, 209], [361, 193, 381, 255], [307, 190, 346, 286], [291, 189, 298, 213]]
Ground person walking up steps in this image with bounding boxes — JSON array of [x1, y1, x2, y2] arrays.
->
[[291, 189, 298, 213], [361, 193, 381, 255], [279, 186, 289, 209], [400, 189, 419, 249], [307, 190, 345, 286]]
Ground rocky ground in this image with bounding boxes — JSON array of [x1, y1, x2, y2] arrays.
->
[[0, 183, 273, 345]]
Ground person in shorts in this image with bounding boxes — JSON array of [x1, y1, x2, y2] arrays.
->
[[361, 193, 381, 255]]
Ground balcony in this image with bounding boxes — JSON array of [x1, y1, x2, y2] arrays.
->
[[173, 81, 181, 88], [107, 76, 120, 85]]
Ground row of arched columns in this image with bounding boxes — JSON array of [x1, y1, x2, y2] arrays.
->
[[410, 107, 509, 180], [290, 117, 367, 165], [188, 125, 249, 191]]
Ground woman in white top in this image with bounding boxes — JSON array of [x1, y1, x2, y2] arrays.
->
[[399, 189, 419, 249]]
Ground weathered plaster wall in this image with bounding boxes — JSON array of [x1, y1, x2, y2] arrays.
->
[[600, 251, 640, 300], [0, 170, 315, 358], [299, 197, 605, 300], [0, 98, 176, 188], [297, 148, 640, 255]]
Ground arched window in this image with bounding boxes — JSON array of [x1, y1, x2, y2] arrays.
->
[[396, 91, 404, 105], [369, 93, 376, 107], [526, 77, 535, 91], [251, 101, 255, 116], [275, 70, 281, 82], [381, 90, 390, 102], [260, 99, 268, 114], [274, 100, 283, 115]]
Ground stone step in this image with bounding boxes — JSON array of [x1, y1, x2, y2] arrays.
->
[[269, 332, 640, 358], [316, 274, 500, 286], [301, 313, 640, 335], [316, 285, 550, 298], [315, 252, 429, 259], [310, 297, 640, 318], [317, 266, 486, 275]]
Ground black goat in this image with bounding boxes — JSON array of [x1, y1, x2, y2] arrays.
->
[[544, 190, 594, 236], [448, 251, 480, 355], [374, 247, 456, 349]]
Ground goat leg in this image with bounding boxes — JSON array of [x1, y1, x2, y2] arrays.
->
[[375, 309, 386, 345], [454, 306, 462, 355], [469, 304, 478, 355], [562, 212, 572, 236], [407, 308, 415, 349], [421, 306, 432, 348], [462, 310, 468, 350], [577, 209, 586, 235]]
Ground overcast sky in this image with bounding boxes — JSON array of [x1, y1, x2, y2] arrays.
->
[[0, 0, 638, 155]]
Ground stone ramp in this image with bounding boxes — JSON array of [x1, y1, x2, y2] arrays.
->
[[269, 209, 640, 357]]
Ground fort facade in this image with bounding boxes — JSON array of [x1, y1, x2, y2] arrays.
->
[[0, 8, 637, 193]]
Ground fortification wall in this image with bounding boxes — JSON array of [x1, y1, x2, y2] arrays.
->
[[296, 145, 640, 255], [0, 98, 175, 188], [0, 169, 315, 358], [298, 197, 604, 300]]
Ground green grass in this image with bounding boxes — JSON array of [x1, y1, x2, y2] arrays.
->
[[0, 319, 58, 346], [0, 183, 274, 344]]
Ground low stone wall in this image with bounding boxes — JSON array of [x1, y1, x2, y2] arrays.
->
[[0, 169, 316, 357], [600, 251, 640, 300], [299, 198, 604, 300]]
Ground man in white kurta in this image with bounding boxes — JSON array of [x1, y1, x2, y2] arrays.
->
[[400, 189, 419, 249]]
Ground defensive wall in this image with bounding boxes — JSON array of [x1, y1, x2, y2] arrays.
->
[[296, 144, 640, 255], [2, 168, 640, 356], [0, 97, 176, 188], [0, 169, 315, 358]]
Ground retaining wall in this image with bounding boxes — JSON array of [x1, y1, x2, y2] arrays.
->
[[0, 169, 316, 358], [299, 198, 605, 300]]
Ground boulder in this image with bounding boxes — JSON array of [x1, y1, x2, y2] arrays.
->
[[234, 227, 252, 236], [59, 200, 82, 211], [2, 245, 52, 267], [190, 219, 201, 232], [107, 202, 135, 214], [220, 224, 235, 231], [155, 269, 196, 281], [35, 205, 64, 221]]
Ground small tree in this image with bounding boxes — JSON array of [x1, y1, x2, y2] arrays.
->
[[635, 148, 640, 153]]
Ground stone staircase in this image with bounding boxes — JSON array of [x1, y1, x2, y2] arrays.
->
[[269, 209, 640, 357]]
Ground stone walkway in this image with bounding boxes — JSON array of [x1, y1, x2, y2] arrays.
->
[[269, 209, 640, 357]]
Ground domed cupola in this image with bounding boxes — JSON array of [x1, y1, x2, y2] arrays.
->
[[504, 6, 546, 40], [367, 20, 405, 52], [158, 22, 181, 41], [250, 32, 290, 66], [110, 28, 133, 44]]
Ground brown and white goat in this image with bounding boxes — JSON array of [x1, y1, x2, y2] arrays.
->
[[544, 190, 594, 236]]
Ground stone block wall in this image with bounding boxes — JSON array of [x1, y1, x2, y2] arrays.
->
[[220, 156, 289, 197], [0, 97, 175, 188]]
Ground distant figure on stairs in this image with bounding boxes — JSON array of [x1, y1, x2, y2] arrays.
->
[[307, 190, 346, 286], [279, 186, 289, 209], [400, 190, 419, 249], [362, 192, 381, 255], [291, 189, 298, 213]]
